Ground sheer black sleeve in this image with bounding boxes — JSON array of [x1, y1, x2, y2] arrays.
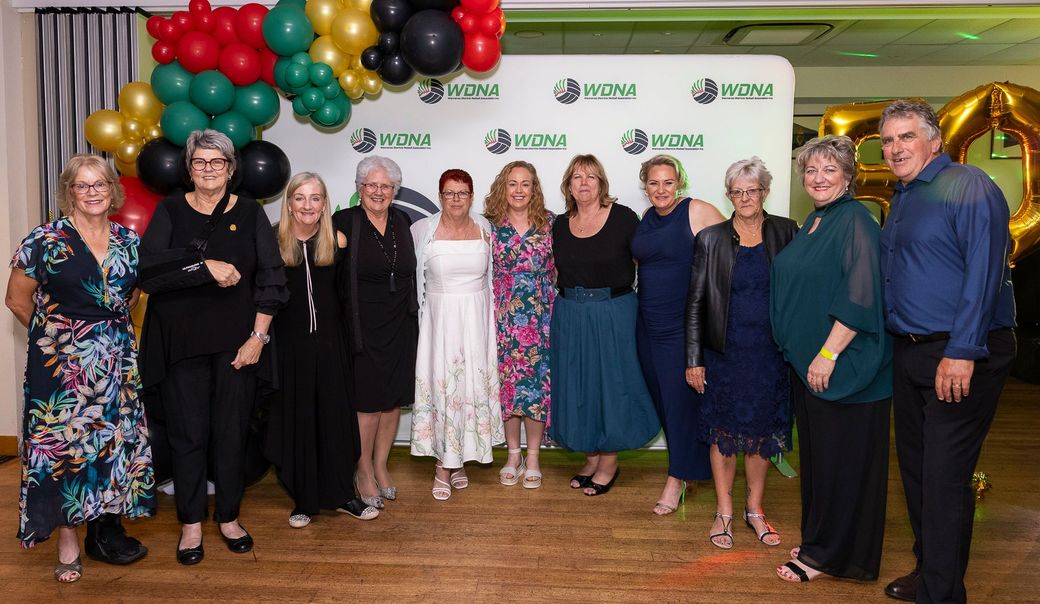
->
[[253, 206, 288, 315]]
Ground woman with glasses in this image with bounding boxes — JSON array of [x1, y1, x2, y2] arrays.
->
[[265, 173, 379, 528], [331, 156, 418, 509], [685, 157, 797, 549], [410, 169, 503, 500], [6, 154, 154, 582], [631, 154, 724, 515], [140, 129, 288, 565]]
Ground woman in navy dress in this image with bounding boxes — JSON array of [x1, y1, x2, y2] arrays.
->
[[631, 155, 723, 515]]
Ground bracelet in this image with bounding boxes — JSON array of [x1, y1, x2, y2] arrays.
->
[[819, 347, 838, 361], [250, 330, 271, 345]]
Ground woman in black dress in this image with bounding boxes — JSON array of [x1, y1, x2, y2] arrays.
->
[[140, 129, 288, 565], [331, 156, 418, 509], [265, 172, 379, 527]]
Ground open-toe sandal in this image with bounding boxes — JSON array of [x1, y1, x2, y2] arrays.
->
[[432, 468, 451, 501], [709, 512, 734, 549], [54, 557, 83, 583], [776, 559, 823, 583], [499, 448, 526, 486], [653, 480, 687, 516], [744, 509, 781, 545], [449, 468, 469, 490]]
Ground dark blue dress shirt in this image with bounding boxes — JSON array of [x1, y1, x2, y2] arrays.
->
[[880, 153, 1016, 360]]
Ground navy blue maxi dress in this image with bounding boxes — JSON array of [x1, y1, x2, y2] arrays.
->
[[631, 198, 712, 480]]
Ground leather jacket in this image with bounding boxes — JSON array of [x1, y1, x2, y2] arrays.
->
[[685, 212, 798, 367]]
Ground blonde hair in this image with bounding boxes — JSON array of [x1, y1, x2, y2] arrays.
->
[[484, 161, 549, 233], [560, 154, 616, 216], [56, 154, 125, 217], [278, 172, 336, 267], [638, 154, 689, 196]]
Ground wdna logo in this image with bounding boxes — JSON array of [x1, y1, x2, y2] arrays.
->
[[417, 79, 445, 104], [553, 78, 580, 104], [621, 129, 649, 155], [351, 128, 377, 153], [485, 129, 512, 154], [691, 78, 719, 104]]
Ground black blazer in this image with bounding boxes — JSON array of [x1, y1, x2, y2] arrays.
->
[[685, 212, 798, 367]]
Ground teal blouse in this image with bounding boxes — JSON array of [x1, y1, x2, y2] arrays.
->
[[770, 194, 892, 403]]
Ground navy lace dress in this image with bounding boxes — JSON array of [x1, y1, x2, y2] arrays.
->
[[701, 243, 791, 457]]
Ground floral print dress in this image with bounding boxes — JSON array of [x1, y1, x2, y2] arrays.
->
[[491, 215, 555, 425], [12, 218, 155, 548]]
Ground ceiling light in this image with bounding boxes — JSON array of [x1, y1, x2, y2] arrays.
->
[[723, 23, 832, 46]]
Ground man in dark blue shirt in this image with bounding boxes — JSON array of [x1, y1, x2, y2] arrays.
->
[[879, 100, 1016, 604]]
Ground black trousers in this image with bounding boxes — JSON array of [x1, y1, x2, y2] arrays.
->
[[892, 330, 1015, 604], [791, 375, 890, 581], [159, 351, 257, 524]]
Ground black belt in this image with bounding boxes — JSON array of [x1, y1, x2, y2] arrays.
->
[[900, 332, 951, 344], [559, 286, 632, 300]]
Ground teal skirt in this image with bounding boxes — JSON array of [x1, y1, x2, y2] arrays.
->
[[548, 288, 661, 452]]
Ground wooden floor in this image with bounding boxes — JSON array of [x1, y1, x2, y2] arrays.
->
[[1, 380, 1038, 603]]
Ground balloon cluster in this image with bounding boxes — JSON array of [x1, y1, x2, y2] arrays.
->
[[273, 53, 353, 127], [303, 0, 383, 99], [452, 0, 505, 72], [84, 83, 165, 177]]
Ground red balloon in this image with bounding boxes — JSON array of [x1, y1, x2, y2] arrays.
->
[[113, 176, 161, 235], [477, 8, 503, 38], [176, 31, 221, 73], [462, 34, 500, 72], [451, 6, 465, 23], [194, 11, 216, 34], [460, 0, 498, 14], [235, 3, 269, 50], [211, 7, 239, 46], [188, 0, 211, 15], [157, 19, 184, 43], [259, 49, 278, 87], [219, 42, 262, 86], [458, 13, 478, 35], [146, 16, 164, 40], [151, 41, 177, 64], [171, 11, 194, 31]]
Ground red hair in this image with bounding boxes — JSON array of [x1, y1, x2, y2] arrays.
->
[[439, 168, 473, 193]]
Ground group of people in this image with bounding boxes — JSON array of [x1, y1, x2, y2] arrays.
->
[[7, 99, 1015, 604]]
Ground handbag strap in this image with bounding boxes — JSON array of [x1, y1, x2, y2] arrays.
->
[[188, 189, 233, 253]]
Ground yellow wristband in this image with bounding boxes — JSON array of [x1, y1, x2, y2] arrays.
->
[[819, 347, 838, 361]]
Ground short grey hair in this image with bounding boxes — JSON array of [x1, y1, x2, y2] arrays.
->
[[880, 99, 942, 142], [795, 135, 858, 196], [724, 156, 772, 192], [185, 129, 237, 174], [355, 156, 402, 194]]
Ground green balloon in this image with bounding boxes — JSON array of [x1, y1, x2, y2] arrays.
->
[[332, 95, 351, 123], [151, 61, 194, 105], [262, 6, 315, 57], [285, 63, 310, 90], [291, 52, 312, 66], [321, 81, 341, 100], [276, 0, 306, 9], [309, 63, 333, 87], [233, 82, 281, 127], [210, 111, 254, 149], [160, 101, 210, 147], [291, 96, 311, 116], [300, 87, 324, 112], [312, 101, 343, 128], [273, 57, 292, 91], [189, 70, 235, 116]]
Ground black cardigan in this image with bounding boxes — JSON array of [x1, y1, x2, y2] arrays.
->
[[684, 212, 798, 367]]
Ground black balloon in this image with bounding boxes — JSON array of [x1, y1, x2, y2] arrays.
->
[[400, 10, 463, 77], [378, 31, 399, 53], [137, 138, 189, 195], [371, 0, 413, 33], [408, 0, 458, 10], [235, 140, 291, 200], [378, 52, 415, 86], [361, 45, 384, 70]]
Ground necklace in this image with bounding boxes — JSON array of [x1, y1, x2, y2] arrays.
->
[[734, 218, 763, 244], [573, 206, 604, 234], [369, 214, 399, 292]]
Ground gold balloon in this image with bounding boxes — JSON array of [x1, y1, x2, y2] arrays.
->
[[123, 118, 144, 139], [350, 53, 365, 72], [115, 156, 138, 177], [146, 124, 164, 141], [939, 82, 1040, 264], [338, 70, 360, 93], [310, 35, 350, 77], [361, 70, 382, 95], [116, 138, 143, 164], [305, 0, 339, 37], [331, 8, 379, 56], [131, 293, 148, 345], [117, 82, 164, 124], [84, 109, 125, 153], [350, 0, 372, 11]]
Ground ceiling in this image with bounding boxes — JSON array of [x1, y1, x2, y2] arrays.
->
[[501, 7, 1040, 67]]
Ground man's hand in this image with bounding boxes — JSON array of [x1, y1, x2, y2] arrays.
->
[[935, 357, 974, 403]]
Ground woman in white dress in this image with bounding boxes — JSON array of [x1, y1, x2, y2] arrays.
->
[[411, 169, 504, 501]]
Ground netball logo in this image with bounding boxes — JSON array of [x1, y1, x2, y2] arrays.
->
[[691, 78, 719, 104], [621, 129, 649, 155], [350, 128, 377, 153], [484, 129, 512, 154], [553, 78, 581, 104], [417, 78, 445, 104]]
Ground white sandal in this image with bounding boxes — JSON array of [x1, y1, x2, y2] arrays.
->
[[499, 448, 526, 486], [432, 465, 451, 501]]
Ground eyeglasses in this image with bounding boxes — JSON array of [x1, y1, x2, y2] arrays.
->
[[190, 157, 228, 171], [726, 187, 765, 200], [361, 182, 394, 194], [72, 181, 110, 194], [440, 191, 472, 201]]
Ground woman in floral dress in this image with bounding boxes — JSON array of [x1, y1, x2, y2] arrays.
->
[[483, 161, 555, 489], [6, 154, 154, 582]]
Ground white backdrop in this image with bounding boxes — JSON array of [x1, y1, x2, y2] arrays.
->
[[264, 54, 796, 446]]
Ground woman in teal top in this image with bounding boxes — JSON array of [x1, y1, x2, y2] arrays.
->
[[770, 135, 892, 585]]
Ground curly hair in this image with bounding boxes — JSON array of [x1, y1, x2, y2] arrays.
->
[[795, 135, 858, 196], [483, 161, 549, 233]]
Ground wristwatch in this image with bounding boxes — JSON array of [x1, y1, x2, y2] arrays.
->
[[250, 330, 271, 345]]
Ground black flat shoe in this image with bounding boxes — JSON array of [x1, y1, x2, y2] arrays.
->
[[336, 498, 380, 520], [584, 469, 619, 496], [570, 474, 593, 489], [220, 528, 253, 553], [176, 543, 204, 566]]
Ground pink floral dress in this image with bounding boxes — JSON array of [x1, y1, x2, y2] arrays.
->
[[491, 213, 556, 425]]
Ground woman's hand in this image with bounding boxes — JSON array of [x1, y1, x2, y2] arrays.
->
[[231, 336, 263, 369], [205, 260, 240, 288], [685, 367, 706, 394], [807, 354, 836, 393]]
